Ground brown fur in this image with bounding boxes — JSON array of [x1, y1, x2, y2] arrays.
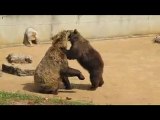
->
[[65, 29, 104, 90], [34, 30, 85, 95]]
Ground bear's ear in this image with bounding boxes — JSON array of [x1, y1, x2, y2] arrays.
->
[[74, 29, 78, 34]]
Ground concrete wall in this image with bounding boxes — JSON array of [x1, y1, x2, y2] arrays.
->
[[0, 15, 52, 45], [1, 15, 160, 46]]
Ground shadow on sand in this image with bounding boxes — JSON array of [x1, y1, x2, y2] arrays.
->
[[22, 83, 91, 94]]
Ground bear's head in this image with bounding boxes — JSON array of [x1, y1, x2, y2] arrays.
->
[[68, 29, 79, 41], [68, 29, 86, 44], [51, 30, 73, 49]]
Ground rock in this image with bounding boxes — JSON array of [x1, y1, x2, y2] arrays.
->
[[66, 97, 72, 100], [6, 53, 32, 64], [153, 35, 160, 43], [23, 27, 39, 47], [2, 63, 35, 76]]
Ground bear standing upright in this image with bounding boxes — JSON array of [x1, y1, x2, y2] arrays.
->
[[65, 29, 104, 90]]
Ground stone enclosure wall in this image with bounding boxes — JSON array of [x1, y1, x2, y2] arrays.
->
[[0, 15, 160, 47]]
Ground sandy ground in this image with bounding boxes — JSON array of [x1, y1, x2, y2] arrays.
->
[[1, 36, 160, 105]]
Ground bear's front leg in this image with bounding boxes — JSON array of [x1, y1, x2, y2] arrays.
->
[[62, 48, 77, 60], [60, 67, 85, 80], [65, 50, 75, 59]]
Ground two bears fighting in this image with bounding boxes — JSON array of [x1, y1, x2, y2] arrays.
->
[[34, 29, 104, 94]]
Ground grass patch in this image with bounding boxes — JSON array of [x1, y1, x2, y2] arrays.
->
[[0, 91, 93, 105]]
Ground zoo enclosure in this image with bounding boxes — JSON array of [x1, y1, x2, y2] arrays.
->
[[0, 15, 160, 47]]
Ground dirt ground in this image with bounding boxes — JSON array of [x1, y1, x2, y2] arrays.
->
[[1, 36, 160, 105]]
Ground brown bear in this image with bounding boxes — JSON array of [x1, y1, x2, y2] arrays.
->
[[34, 30, 85, 95], [64, 29, 104, 90]]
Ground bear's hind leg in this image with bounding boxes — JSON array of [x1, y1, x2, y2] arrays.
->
[[99, 76, 104, 87], [89, 74, 101, 90], [38, 87, 59, 95], [62, 76, 72, 90]]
